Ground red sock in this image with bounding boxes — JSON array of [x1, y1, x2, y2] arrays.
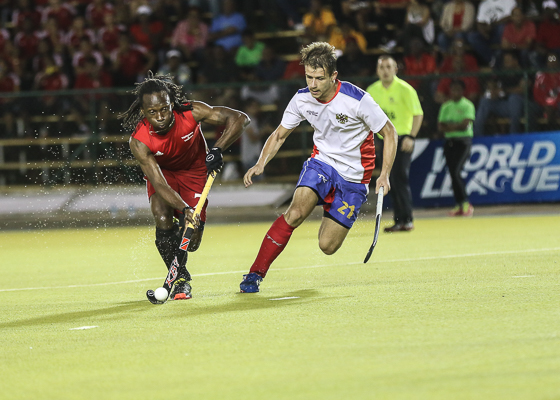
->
[[250, 214, 295, 277]]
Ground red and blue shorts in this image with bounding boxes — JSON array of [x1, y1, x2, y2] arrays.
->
[[296, 158, 368, 229], [146, 169, 208, 222]]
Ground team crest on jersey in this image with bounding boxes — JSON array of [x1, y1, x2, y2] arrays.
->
[[336, 113, 349, 124]]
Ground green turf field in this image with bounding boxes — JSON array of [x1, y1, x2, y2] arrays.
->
[[1, 213, 559, 400]]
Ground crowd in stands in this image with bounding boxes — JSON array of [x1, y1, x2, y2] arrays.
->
[[1, 0, 560, 140]]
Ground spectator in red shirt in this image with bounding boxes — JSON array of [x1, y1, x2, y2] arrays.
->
[[70, 56, 114, 135], [13, 17, 41, 61], [0, 58, 21, 138], [435, 55, 480, 104], [535, 1, 560, 67], [72, 38, 104, 76], [85, 0, 114, 29], [97, 12, 126, 57], [439, 37, 478, 73], [129, 6, 165, 53], [501, 7, 536, 67], [403, 37, 437, 133], [11, 0, 42, 31], [403, 37, 436, 89], [64, 16, 97, 56], [110, 33, 155, 87], [533, 53, 560, 126], [41, 0, 76, 32]]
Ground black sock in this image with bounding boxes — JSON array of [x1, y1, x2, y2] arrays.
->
[[155, 224, 191, 280]]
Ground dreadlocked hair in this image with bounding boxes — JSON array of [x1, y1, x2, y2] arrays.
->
[[118, 71, 193, 131]]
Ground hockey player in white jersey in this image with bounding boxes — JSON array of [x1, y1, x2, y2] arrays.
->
[[239, 42, 398, 293]]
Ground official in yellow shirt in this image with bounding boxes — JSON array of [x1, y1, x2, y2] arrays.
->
[[367, 55, 423, 232]]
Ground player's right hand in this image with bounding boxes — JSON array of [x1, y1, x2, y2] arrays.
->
[[243, 164, 264, 187], [183, 207, 200, 228]]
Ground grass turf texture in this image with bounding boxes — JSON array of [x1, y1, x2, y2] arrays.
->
[[1, 214, 559, 400]]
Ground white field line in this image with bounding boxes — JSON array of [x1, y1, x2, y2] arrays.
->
[[1, 247, 558, 293], [269, 297, 300, 301]]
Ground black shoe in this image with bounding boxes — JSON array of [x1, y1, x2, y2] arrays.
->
[[169, 278, 192, 300]]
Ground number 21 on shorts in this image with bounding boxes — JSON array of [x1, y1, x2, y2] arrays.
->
[[337, 201, 355, 219]]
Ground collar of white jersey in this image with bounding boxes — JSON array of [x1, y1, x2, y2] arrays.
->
[[315, 80, 342, 104]]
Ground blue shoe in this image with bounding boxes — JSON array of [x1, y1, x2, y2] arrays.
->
[[240, 273, 263, 293]]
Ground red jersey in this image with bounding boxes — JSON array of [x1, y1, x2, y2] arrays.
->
[[131, 107, 207, 174]]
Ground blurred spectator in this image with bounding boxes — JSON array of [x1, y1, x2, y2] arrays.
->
[[255, 46, 286, 81], [328, 21, 367, 54], [11, 0, 42, 31], [273, 0, 310, 30], [97, 12, 127, 57], [64, 16, 97, 56], [282, 38, 311, 81], [170, 6, 209, 62], [0, 58, 21, 138], [402, 0, 434, 48], [373, 0, 410, 49], [70, 56, 114, 135], [302, 0, 337, 41], [533, 53, 560, 126], [13, 17, 41, 61], [72, 38, 104, 76], [240, 70, 280, 105], [157, 49, 192, 89], [235, 29, 265, 68], [434, 55, 480, 104], [439, 37, 478, 73], [110, 33, 155, 87], [466, 0, 516, 66], [403, 37, 437, 133], [85, 0, 115, 29], [0, 26, 9, 55], [535, 1, 560, 67], [129, 6, 165, 53], [208, 0, 247, 53], [240, 98, 266, 178], [31, 38, 64, 76], [33, 55, 70, 136], [198, 44, 239, 84], [501, 7, 536, 67], [341, 0, 372, 33], [336, 38, 371, 80], [437, 0, 475, 53], [39, 16, 65, 54], [403, 37, 436, 88], [41, 0, 76, 32], [474, 50, 526, 136]]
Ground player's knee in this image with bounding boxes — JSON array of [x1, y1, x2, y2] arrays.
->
[[319, 240, 341, 255], [284, 208, 306, 227]]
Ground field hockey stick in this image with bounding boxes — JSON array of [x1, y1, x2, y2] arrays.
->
[[363, 186, 384, 263], [146, 171, 217, 304]]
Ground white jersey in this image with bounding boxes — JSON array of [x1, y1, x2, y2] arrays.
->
[[281, 81, 388, 184]]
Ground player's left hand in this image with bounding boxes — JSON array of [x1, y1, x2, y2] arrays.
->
[[401, 136, 415, 153], [205, 147, 223, 173]]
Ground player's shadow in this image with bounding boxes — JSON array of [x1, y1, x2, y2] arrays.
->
[[0, 301, 152, 330], [169, 289, 343, 318]]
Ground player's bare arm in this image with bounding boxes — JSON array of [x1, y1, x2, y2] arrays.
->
[[129, 137, 197, 226], [191, 101, 250, 151], [243, 124, 295, 187], [376, 119, 398, 195]]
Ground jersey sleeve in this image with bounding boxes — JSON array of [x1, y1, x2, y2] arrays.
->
[[357, 93, 389, 133], [437, 102, 448, 122], [280, 93, 305, 129], [404, 84, 424, 116]]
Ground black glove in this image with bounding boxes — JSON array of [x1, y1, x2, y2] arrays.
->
[[205, 147, 223, 173]]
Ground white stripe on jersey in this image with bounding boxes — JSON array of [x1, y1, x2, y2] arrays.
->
[[281, 81, 388, 184]]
